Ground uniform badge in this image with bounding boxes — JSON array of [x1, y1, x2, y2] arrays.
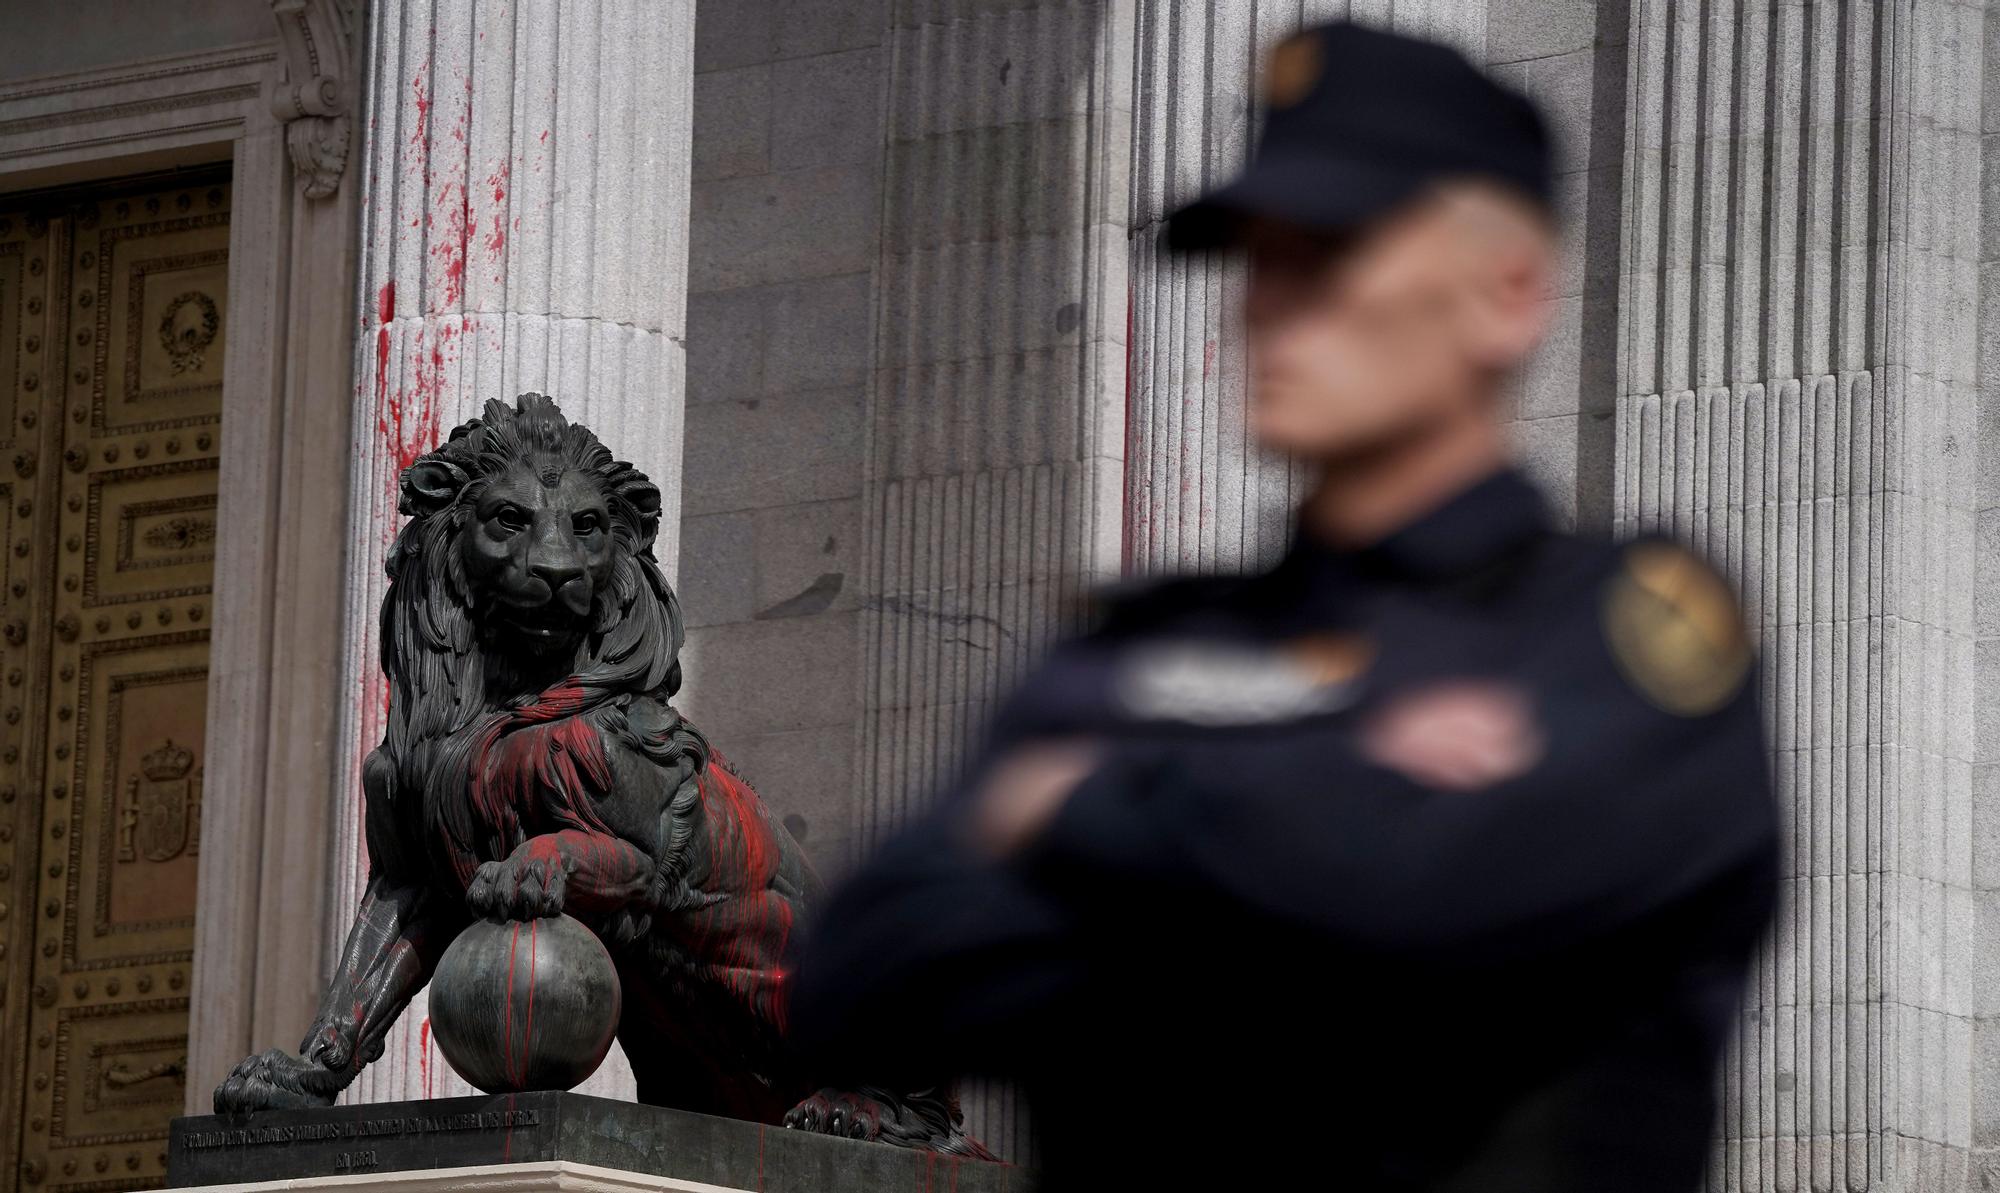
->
[[1114, 633, 1371, 727], [1601, 541, 1752, 716], [1265, 33, 1323, 110]]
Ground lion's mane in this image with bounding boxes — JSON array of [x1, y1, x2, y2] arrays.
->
[[361, 393, 705, 902]]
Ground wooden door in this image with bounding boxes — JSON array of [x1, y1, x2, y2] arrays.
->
[[0, 171, 228, 1193]]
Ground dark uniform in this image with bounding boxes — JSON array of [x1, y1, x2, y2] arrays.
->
[[789, 23, 1779, 1193]]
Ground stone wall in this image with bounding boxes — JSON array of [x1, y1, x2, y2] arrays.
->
[[674, 0, 888, 880]]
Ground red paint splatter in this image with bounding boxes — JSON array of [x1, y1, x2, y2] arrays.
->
[[484, 161, 512, 260], [410, 67, 432, 191]]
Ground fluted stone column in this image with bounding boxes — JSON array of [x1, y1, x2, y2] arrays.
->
[[1124, 1, 1486, 576], [330, 0, 696, 1105], [1614, 1, 1982, 1186], [855, 0, 1132, 1160]]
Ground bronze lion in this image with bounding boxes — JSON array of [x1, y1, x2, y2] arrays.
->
[[214, 393, 986, 1155]]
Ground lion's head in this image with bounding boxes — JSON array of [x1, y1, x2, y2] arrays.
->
[[374, 394, 689, 824], [394, 392, 668, 659]]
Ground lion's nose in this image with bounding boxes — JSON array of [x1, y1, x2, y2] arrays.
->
[[528, 561, 587, 608]]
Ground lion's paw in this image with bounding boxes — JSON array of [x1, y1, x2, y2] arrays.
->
[[785, 1088, 885, 1141], [212, 1049, 341, 1115], [466, 851, 568, 921]]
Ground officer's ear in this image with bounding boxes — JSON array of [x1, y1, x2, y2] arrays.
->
[[1446, 183, 1556, 372]]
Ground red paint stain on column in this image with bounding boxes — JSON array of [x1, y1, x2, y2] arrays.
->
[[485, 161, 511, 265], [410, 67, 432, 188]]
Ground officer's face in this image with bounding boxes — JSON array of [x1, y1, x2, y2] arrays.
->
[[1241, 188, 1553, 460]]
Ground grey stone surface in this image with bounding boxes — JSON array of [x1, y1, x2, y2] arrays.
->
[[168, 1093, 1027, 1191], [777, 0, 888, 58], [678, 0, 891, 913], [680, 387, 867, 516], [689, 166, 879, 291], [1616, 3, 1988, 1186], [0, 0, 272, 82], [1485, 0, 1592, 65], [770, 49, 884, 169], [692, 66, 772, 183]]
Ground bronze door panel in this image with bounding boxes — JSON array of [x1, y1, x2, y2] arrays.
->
[[4, 174, 226, 1193], [1, 201, 65, 1193]]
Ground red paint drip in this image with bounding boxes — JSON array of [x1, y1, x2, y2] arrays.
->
[[523, 917, 539, 1087], [418, 1015, 434, 1098], [666, 752, 799, 1032], [1120, 278, 1135, 576], [410, 67, 433, 192], [502, 921, 521, 1088], [484, 161, 511, 263]]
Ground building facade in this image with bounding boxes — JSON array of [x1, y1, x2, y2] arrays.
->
[[0, 0, 1993, 1189]]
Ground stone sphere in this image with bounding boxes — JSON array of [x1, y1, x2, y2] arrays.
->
[[429, 914, 622, 1094]]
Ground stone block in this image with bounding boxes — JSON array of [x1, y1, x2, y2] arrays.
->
[[689, 166, 878, 292], [1485, 0, 1595, 65], [749, 498, 863, 619], [681, 386, 865, 515], [1510, 414, 1579, 529], [1519, 294, 1583, 421], [678, 510, 758, 627], [693, 65, 772, 183], [686, 285, 771, 402], [777, 0, 887, 58], [771, 48, 885, 170], [721, 722, 862, 876], [1517, 48, 1595, 177], [765, 273, 875, 394], [695, 0, 775, 70], [675, 610, 860, 738]]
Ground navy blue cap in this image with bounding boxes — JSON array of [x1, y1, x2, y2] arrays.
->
[[1167, 22, 1554, 251]]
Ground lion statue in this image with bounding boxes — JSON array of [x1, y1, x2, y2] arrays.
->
[[214, 393, 988, 1155]]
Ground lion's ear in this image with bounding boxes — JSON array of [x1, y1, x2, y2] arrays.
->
[[400, 459, 468, 517], [618, 477, 662, 551]]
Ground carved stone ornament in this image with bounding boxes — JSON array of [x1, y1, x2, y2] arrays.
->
[[268, 0, 357, 200]]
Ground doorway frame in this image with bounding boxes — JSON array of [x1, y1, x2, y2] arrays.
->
[[0, 27, 360, 1111]]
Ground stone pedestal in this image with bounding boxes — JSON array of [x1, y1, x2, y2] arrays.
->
[[170, 1162, 742, 1192], [168, 1093, 1027, 1192]]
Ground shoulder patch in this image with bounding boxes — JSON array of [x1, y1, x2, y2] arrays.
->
[[1601, 541, 1752, 716], [1265, 33, 1323, 109]]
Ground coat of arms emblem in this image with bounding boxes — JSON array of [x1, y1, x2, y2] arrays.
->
[[119, 738, 202, 864]]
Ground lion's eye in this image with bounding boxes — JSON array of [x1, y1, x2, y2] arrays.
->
[[573, 513, 601, 536], [494, 507, 528, 533]]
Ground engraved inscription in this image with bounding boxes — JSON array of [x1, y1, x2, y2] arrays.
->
[[178, 1109, 543, 1151]]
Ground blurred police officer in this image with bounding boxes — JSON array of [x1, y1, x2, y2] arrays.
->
[[786, 21, 1778, 1192]]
